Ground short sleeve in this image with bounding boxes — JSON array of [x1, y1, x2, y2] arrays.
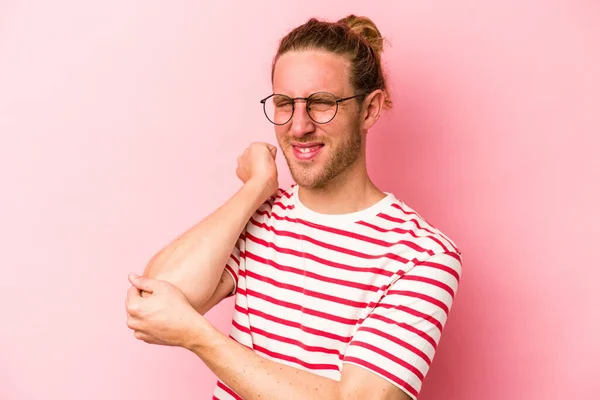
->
[[342, 251, 462, 400], [223, 229, 246, 297]]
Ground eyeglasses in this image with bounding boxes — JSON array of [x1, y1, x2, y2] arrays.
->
[[259, 92, 365, 125]]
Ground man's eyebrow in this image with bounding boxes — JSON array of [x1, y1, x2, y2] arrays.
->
[[308, 92, 337, 99]]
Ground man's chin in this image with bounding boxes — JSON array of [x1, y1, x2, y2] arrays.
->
[[291, 168, 332, 190], [290, 169, 317, 188]]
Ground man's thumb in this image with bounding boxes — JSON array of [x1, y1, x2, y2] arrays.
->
[[128, 274, 154, 294], [267, 144, 277, 158]]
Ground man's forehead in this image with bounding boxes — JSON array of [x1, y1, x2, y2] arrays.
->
[[272, 50, 351, 96]]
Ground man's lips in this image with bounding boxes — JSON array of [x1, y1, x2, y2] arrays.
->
[[292, 142, 324, 149], [291, 143, 324, 160]]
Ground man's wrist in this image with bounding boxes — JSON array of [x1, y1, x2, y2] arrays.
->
[[243, 177, 276, 206], [184, 314, 224, 356]]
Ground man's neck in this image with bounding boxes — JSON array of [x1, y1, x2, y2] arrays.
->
[[297, 167, 386, 215]]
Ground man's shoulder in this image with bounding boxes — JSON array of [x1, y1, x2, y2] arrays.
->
[[373, 198, 462, 259]]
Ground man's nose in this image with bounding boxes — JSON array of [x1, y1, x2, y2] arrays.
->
[[289, 102, 315, 137]]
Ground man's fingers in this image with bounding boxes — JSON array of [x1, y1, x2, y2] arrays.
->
[[266, 144, 277, 158], [128, 274, 155, 294], [126, 284, 141, 301], [125, 285, 143, 316]]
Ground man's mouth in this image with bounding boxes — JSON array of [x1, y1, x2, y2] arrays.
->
[[291, 143, 324, 160]]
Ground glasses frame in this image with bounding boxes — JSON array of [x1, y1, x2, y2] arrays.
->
[[259, 92, 366, 125]]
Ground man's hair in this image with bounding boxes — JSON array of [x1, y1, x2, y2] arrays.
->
[[272, 15, 392, 109]]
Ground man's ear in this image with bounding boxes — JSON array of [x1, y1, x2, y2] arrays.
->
[[360, 89, 385, 131]]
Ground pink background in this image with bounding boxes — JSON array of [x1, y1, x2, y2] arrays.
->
[[1, 1, 598, 399]]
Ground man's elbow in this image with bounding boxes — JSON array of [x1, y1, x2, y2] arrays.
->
[[339, 385, 410, 400], [338, 368, 412, 400]]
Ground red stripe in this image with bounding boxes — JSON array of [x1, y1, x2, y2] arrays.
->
[[368, 314, 437, 349], [424, 235, 450, 255], [254, 209, 433, 255], [245, 288, 359, 325], [231, 319, 251, 334], [227, 332, 253, 350], [377, 212, 437, 236], [265, 190, 294, 208], [234, 303, 249, 315], [246, 232, 394, 278], [263, 188, 294, 207], [356, 220, 424, 238], [390, 202, 419, 216], [253, 344, 340, 371], [420, 258, 461, 282], [357, 220, 456, 254], [249, 218, 412, 265], [355, 326, 432, 364], [225, 251, 240, 282], [231, 319, 343, 359], [274, 187, 293, 199], [343, 356, 419, 398], [242, 268, 372, 309], [387, 290, 450, 315], [375, 303, 444, 333], [234, 302, 351, 343], [348, 340, 425, 380], [216, 381, 242, 400], [401, 275, 455, 298], [224, 265, 237, 282], [272, 201, 294, 210], [390, 203, 459, 251], [244, 248, 385, 290]]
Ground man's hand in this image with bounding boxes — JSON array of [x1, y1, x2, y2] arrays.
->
[[125, 274, 209, 348], [236, 142, 279, 199]]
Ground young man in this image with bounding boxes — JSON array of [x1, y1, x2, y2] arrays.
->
[[125, 16, 461, 400]]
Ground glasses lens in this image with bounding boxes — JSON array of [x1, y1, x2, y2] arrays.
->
[[307, 93, 337, 123], [264, 94, 293, 125]]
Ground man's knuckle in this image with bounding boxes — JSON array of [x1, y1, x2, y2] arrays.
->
[[127, 302, 140, 314]]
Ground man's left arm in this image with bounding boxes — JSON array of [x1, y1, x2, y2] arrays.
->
[[188, 250, 461, 400], [188, 318, 410, 400]]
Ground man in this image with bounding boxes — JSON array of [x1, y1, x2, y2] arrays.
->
[[125, 15, 461, 400]]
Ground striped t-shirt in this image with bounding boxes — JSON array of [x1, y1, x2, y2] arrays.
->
[[214, 184, 462, 400]]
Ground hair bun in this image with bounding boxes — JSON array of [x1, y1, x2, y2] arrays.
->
[[338, 15, 384, 56]]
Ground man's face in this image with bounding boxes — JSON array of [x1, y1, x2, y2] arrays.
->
[[272, 50, 364, 189]]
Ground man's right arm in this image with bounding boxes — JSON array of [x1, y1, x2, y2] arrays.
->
[[141, 179, 274, 314]]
